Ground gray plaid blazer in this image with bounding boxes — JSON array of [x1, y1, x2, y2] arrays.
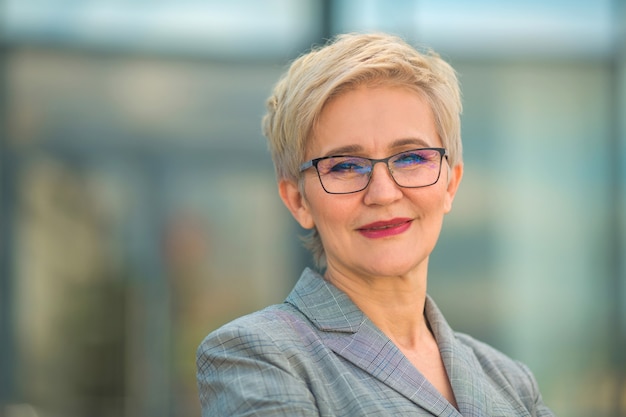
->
[[197, 268, 554, 416]]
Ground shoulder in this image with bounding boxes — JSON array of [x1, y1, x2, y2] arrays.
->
[[198, 302, 306, 345], [197, 302, 318, 367], [196, 304, 322, 416]]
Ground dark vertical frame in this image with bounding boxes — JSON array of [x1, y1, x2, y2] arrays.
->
[[609, 1, 626, 416], [0, 33, 15, 410], [320, 0, 334, 42]]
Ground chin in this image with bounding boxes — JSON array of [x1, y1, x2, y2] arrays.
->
[[360, 256, 426, 278], [378, 244, 428, 264]]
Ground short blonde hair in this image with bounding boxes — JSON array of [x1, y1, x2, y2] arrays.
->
[[262, 32, 462, 268]]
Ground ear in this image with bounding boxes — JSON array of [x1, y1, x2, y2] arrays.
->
[[443, 162, 463, 214], [278, 179, 315, 229]]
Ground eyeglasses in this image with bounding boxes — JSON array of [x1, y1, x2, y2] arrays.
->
[[299, 147, 447, 194]]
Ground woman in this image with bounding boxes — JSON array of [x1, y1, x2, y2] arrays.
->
[[197, 32, 554, 416]]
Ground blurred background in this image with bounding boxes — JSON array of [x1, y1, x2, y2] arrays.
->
[[0, 0, 625, 416]]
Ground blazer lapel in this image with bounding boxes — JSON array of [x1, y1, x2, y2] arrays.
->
[[286, 269, 461, 417], [425, 297, 533, 417], [425, 296, 493, 416], [323, 319, 461, 417]]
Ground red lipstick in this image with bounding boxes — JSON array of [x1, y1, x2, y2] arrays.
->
[[357, 218, 412, 239]]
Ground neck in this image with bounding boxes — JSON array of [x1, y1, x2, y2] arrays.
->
[[324, 264, 430, 349]]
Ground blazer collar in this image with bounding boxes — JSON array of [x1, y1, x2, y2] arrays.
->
[[285, 268, 365, 333], [425, 296, 495, 416], [285, 268, 531, 417], [285, 268, 461, 416]]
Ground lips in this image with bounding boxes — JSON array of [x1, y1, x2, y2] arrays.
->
[[357, 218, 412, 239]]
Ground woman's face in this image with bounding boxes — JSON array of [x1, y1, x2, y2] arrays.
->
[[279, 85, 463, 281]]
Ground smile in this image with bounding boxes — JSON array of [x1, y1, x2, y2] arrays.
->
[[357, 218, 413, 239]]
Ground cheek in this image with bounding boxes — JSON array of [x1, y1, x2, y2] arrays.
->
[[313, 201, 352, 233], [407, 192, 449, 237], [306, 193, 355, 239], [410, 185, 448, 213]]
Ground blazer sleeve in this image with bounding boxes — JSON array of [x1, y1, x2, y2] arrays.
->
[[196, 320, 320, 417]]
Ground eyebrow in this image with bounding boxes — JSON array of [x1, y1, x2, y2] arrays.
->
[[321, 138, 432, 157]]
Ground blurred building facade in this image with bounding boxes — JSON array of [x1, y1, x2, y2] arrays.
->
[[0, 1, 625, 416]]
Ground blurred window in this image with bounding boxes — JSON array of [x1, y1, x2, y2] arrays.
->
[[3, 0, 321, 59], [333, 0, 613, 58]]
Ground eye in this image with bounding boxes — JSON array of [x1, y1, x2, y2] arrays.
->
[[321, 157, 370, 176], [393, 150, 430, 168]]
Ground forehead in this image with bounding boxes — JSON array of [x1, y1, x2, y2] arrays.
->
[[308, 85, 439, 157]]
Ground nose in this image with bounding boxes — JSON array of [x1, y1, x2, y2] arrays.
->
[[363, 161, 403, 205]]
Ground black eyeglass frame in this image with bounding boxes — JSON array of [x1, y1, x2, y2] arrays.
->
[[299, 147, 448, 194]]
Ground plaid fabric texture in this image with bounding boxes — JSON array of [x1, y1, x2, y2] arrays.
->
[[197, 268, 555, 416]]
